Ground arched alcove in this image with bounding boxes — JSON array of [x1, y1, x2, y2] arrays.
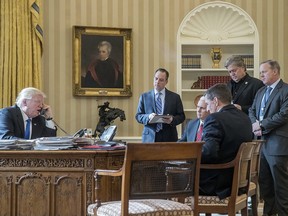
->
[[176, 1, 259, 128]]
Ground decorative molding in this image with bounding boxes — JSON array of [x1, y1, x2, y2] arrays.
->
[[0, 158, 85, 168], [180, 1, 256, 42]]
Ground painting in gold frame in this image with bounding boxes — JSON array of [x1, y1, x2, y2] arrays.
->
[[73, 26, 132, 97]]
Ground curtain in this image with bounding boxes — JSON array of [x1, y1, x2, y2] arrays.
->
[[0, 0, 43, 108]]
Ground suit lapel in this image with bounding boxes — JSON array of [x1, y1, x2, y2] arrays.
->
[[264, 81, 282, 115], [15, 106, 25, 136], [163, 88, 169, 114], [233, 80, 249, 102], [256, 88, 266, 116], [151, 90, 157, 113]]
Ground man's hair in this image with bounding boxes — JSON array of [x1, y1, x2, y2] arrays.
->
[[155, 68, 169, 80], [205, 83, 232, 104], [98, 41, 112, 54], [16, 87, 46, 107], [224, 55, 246, 71], [260, 59, 281, 73]]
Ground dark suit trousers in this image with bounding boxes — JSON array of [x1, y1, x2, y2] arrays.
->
[[259, 147, 288, 216]]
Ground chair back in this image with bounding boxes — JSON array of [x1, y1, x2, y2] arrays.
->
[[121, 142, 204, 216], [229, 142, 256, 208], [197, 141, 256, 215], [250, 140, 264, 183]]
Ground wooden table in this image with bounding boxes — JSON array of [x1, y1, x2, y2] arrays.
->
[[0, 149, 125, 216]]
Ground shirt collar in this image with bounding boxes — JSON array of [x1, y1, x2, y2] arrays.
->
[[154, 88, 165, 97], [20, 108, 30, 121], [268, 78, 280, 91]]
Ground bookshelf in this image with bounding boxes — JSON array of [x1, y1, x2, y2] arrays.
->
[[177, 1, 259, 133]]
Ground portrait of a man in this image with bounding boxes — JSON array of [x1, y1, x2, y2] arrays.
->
[[81, 35, 124, 89], [73, 26, 132, 97]]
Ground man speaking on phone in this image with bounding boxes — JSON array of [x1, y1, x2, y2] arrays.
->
[[0, 87, 57, 139]]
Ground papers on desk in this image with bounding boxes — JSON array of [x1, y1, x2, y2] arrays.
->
[[0, 139, 35, 150], [149, 115, 171, 124], [0, 137, 125, 151], [34, 137, 74, 150]]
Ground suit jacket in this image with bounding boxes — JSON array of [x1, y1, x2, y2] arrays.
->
[[0, 105, 57, 139], [227, 74, 264, 114], [178, 118, 200, 142], [249, 79, 288, 155], [200, 104, 253, 199], [135, 88, 185, 142]]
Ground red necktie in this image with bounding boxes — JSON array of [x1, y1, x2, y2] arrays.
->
[[196, 123, 203, 141]]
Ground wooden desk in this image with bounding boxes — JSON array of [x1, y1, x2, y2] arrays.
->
[[0, 149, 125, 216]]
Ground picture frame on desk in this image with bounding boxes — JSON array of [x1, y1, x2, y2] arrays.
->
[[73, 26, 132, 97]]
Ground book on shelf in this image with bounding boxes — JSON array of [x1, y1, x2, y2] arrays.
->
[[199, 76, 231, 89], [234, 54, 254, 68], [182, 55, 201, 68]]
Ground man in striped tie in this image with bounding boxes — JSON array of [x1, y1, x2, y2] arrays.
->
[[135, 68, 185, 142]]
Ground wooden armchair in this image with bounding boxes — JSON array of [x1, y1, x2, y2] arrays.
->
[[87, 142, 204, 216], [249, 140, 264, 216], [196, 141, 257, 216]]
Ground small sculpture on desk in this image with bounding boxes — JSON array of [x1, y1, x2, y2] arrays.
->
[[94, 102, 126, 138], [191, 77, 202, 89]]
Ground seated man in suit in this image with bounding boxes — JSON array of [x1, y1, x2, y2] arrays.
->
[[0, 87, 57, 139], [179, 96, 209, 142], [200, 83, 252, 199]]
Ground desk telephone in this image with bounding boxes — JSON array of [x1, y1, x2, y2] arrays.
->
[[73, 126, 117, 141]]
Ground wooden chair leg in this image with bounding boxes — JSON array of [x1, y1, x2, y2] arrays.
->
[[251, 194, 258, 216], [240, 206, 248, 216]]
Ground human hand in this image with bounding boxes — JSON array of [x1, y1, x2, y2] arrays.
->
[[41, 104, 53, 120], [233, 104, 242, 110], [252, 120, 262, 136], [162, 115, 173, 124]]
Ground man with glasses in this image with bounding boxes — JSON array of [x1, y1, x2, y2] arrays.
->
[[135, 68, 185, 142], [0, 87, 57, 139], [225, 55, 264, 114]]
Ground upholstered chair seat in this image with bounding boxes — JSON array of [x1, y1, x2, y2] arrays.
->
[[88, 199, 193, 216], [87, 142, 204, 216]]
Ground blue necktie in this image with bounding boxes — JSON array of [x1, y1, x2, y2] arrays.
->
[[24, 119, 31, 139], [259, 87, 272, 120], [156, 93, 162, 132]]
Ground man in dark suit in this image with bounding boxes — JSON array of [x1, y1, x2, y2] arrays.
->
[[179, 96, 209, 142], [200, 83, 252, 199], [249, 60, 288, 216], [0, 87, 57, 139], [135, 68, 185, 142], [225, 56, 264, 114]]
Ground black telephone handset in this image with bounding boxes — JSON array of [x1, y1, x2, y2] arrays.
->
[[73, 128, 87, 138], [40, 108, 48, 116]]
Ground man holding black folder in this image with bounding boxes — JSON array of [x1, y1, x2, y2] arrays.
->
[[135, 68, 185, 142]]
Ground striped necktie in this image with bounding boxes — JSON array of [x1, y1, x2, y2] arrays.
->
[[156, 93, 162, 132], [24, 119, 31, 139]]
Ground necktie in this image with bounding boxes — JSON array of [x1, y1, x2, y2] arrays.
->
[[24, 119, 31, 139], [156, 93, 162, 132], [259, 87, 272, 120], [196, 123, 203, 141]]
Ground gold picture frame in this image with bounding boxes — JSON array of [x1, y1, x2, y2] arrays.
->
[[73, 26, 132, 97]]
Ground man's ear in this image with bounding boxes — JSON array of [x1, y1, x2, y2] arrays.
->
[[23, 99, 27, 106], [214, 97, 219, 106]]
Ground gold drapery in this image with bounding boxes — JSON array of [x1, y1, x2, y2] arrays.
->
[[0, 0, 43, 108]]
